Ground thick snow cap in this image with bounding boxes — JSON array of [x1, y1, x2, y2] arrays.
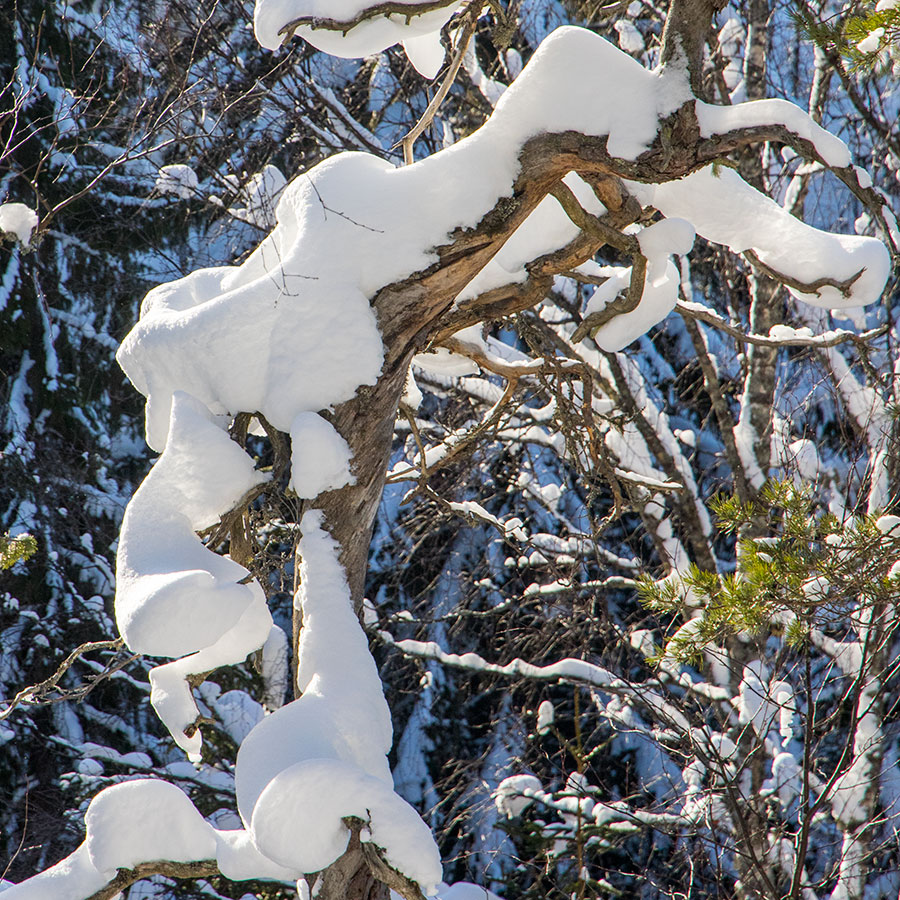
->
[[120, 26, 889, 440], [254, 0, 463, 78], [114, 392, 270, 658]]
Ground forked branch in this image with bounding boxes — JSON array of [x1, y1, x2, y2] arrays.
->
[[0, 639, 129, 723]]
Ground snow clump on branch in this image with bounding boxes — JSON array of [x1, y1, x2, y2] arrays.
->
[[254, 0, 464, 78], [0, 202, 39, 246]]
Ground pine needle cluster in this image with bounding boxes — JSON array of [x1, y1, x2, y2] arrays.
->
[[639, 482, 900, 662]]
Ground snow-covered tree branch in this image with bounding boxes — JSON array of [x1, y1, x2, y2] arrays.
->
[[2, 1, 899, 899]]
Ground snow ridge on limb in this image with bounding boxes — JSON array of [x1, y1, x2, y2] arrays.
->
[[629, 166, 890, 310], [236, 510, 442, 894], [254, 0, 463, 78], [114, 392, 272, 757], [18, 7, 894, 900], [119, 28, 890, 436], [0, 780, 300, 900]]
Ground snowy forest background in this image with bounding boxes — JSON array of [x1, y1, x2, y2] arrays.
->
[[2, 0, 900, 899]]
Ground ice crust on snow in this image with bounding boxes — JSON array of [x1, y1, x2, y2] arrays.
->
[[0, 203, 38, 246]]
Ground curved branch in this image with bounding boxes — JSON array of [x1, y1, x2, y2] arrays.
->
[[86, 859, 218, 900], [743, 248, 864, 299], [361, 839, 428, 900], [279, 0, 461, 38], [0, 639, 127, 723], [548, 180, 648, 342], [400, 2, 482, 163], [549, 180, 640, 255], [676, 299, 887, 349], [571, 254, 647, 343], [694, 125, 898, 252]]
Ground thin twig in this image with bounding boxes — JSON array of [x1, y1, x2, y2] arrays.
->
[[676, 299, 887, 349], [400, 2, 483, 164], [0, 639, 126, 723]]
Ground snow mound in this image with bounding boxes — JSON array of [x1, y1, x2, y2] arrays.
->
[[696, 99, 851, 168], [85, 780, 216, 874], [403, 29, 446, 79], [149, 597, 273, 758], [118, 155, 388, 454], [250, 757, 441, 890], [0, 784, 309, 898], [587, 216, 691, 350], [120, 27, 885, 455], [213, 828, 300, 881], [115, 392, 272, 756], [0, 846, 108, 900], [0, 203, 38, 246], [115, 392, 269, 657], [235, 511, 439, 891], [289, 412, 355, 498], [633, 166, 889, 309]]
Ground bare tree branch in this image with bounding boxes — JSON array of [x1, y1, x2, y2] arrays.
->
[[85, 859, 218, 900], [0, 640, 129, 723]]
